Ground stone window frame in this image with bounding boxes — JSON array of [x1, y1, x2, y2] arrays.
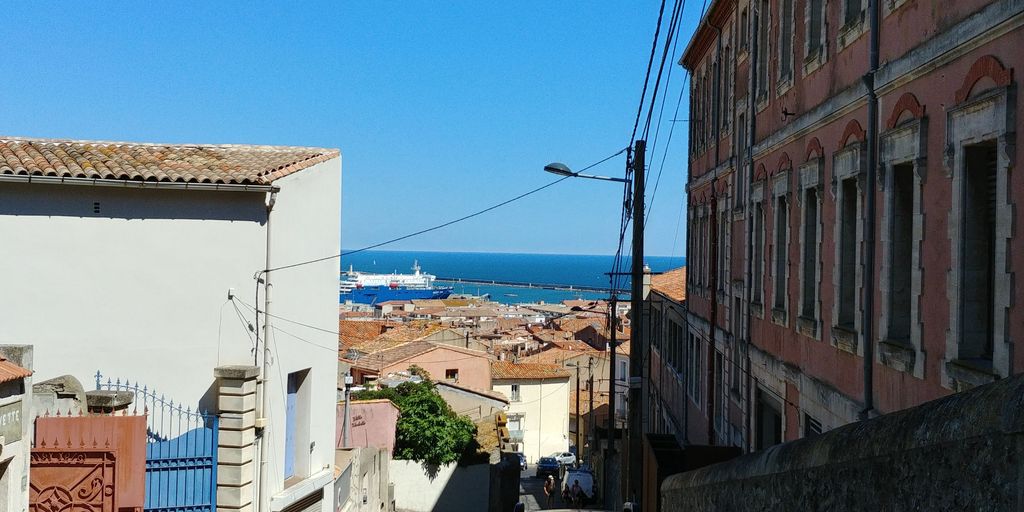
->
[[836, 0, 867, 51], [770, 170, 791, 327], [738, 1, 750, 58], [830, 141, 866, 356], [881, 0, 910, 18], [722, 35, 734, 135], [749, 181, 766, 318], [877, 117, 927, 379], [803, 0, 828, 77], [717, 191, 732, 300], [777, 0, 796, 94], [942, 86, 1016, 391], [754, 0, 772, 112], [796, 158, 824, 340]]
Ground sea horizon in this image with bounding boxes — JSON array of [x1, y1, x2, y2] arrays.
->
[[339, 249, 686, 304]]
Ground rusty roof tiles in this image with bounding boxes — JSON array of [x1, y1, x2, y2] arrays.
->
[[490, 361, 570, 380], [0, 357, 32, 384], [0, 137, 338, 186]]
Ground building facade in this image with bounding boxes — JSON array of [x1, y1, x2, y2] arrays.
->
[[0, 137, 341, 512], [0, 347, 32, 512], [490, 361, 570, 463], [679, 0, 1024, 453]]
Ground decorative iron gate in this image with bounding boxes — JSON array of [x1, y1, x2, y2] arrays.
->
[[97, 372, 218, 512]]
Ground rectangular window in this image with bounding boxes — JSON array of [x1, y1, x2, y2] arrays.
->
[[285, 369, 311, 482], [838, 178, 858, 328], [801, 188, 819, 319], [844, 0, 863, 27], [961, 142, 997, 360], [808, 0, 824, 56], [732, 296, 743, 337], [757, 0, 770, 98], [773, 196, 789, 311], [445, 368, 459, 381], [804, 414, 823, 437], [511, 384, 521, 402], [730, 337, 742, 391], [619, 361, 627, 382], [888, 164, 914, 341], [740, 8, 749, 50], [755, 389, 783, 450], [688, 333, 702, 407], [737, 114, 747, 200], [722, 47, 732, 132], [719, 208, 728, 291], [753, 202, 765, 304], [780, 0, 794, 81], [714, 351, 725, 434]]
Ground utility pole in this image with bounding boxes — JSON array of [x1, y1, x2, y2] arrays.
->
[[573, 362, 581, 460], [627, 138, 646, 505], [606, 294, 618, 510], [588, 356, 595, 464], [343, 373, 353, 446]]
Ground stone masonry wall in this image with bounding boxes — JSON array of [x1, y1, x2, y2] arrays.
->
[[662, 373, 1024, 511]]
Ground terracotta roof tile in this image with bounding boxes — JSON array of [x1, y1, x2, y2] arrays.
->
[[651, 266, 687, 302], [0, 137, 338, 186], [0, 358, 31, 384], [490, 361, 570, 380], [351, 342, 436, 372]]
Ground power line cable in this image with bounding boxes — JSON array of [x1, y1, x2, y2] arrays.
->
[[630, 0, 670, 146], [646, 72, 690, 219], [261, 148, 628, 274]]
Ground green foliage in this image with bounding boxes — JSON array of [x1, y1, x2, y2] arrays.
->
[[406, 364, 431, 380], [352, 380, 476, 466]]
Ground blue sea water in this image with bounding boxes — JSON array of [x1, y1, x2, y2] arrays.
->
[[339, 250, 686, 304]]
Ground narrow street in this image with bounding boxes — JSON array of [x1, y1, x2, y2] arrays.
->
[[519, 466, 572, 511]]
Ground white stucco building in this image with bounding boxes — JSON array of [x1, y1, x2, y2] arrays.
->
[[490, 361, 570, 463], [0, 137, 341, 512]]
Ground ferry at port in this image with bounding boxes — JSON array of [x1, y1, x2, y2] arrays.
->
[[339, 261, 453, 304]]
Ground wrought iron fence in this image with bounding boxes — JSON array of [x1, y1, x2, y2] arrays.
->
[[96, 371, 219, 512]]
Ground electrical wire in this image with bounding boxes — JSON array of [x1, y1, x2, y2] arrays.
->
[[262, 148, 628, 274], [630, 0, 670, 146]]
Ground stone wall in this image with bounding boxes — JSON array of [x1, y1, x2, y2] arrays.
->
[[662, 373, 1024, 511]]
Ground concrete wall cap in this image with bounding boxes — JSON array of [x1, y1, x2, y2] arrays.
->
[[663, 373, 1024, 492], [215, 366, 260, 379], [85, 390, 134, 408]]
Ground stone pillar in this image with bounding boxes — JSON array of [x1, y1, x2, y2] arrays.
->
[[215, 365, 259, 512]]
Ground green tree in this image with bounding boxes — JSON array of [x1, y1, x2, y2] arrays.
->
[[352, 380, 476, 466]]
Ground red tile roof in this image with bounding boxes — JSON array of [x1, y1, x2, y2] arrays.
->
[[490, 361, 570, 380], [651, 266, 687, 302], [0, 358, 31, 384], [0, 137, 338, 186]]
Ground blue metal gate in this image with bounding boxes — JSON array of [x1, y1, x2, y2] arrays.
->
[[97, 372, 218, 512]]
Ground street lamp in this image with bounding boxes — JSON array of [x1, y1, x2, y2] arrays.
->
[[543, 162, 631, 183], [543, 140, 646, 511]]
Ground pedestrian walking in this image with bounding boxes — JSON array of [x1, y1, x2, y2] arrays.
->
[[543, 475, 555, 508]]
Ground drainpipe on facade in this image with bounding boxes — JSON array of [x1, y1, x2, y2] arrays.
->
[[710, 14, 725, 450], [860, 0, 880, 421], [256, 189, 278, 512], [707, 177, 719, 445], [745, 1, 761, 453]]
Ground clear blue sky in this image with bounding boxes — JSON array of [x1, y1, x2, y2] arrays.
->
[[2, 1, 703, 257]]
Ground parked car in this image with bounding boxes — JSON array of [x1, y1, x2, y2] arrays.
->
[[536, 457, 560, 479], [551, 451, 577, 466], [516, 452, 527, 471]]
